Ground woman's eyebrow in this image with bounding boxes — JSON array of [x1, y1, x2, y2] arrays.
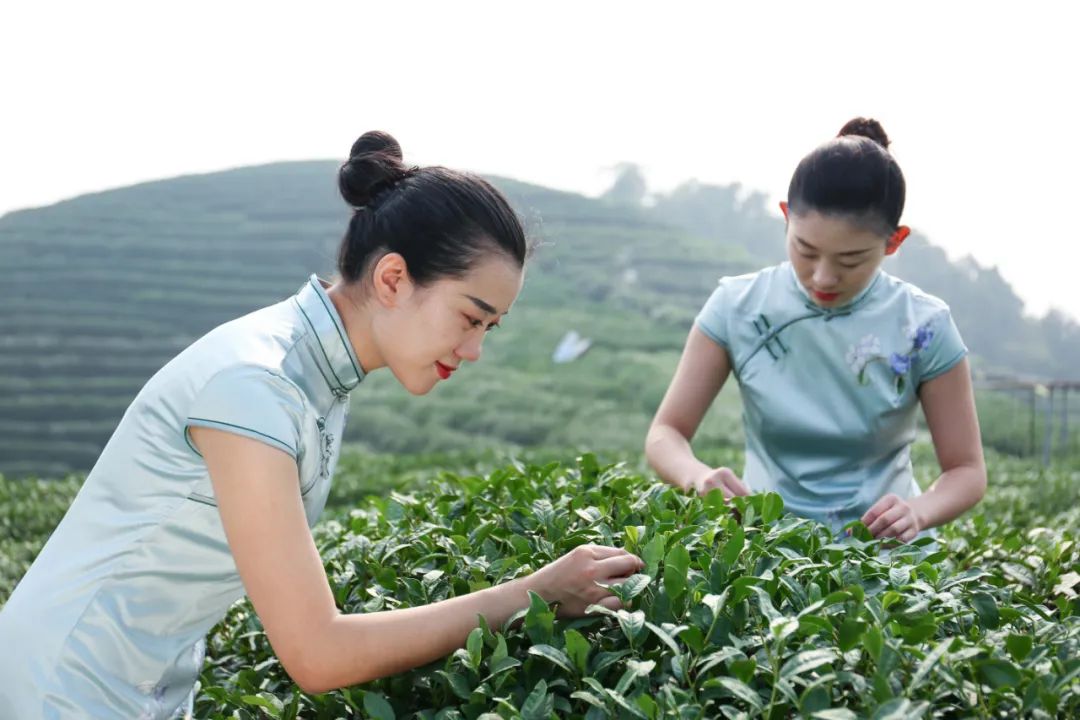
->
[[464, 294, 503, 316], [795, 235, 876, 257]]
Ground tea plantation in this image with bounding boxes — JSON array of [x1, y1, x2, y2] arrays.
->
[[2, 447, 1077, 718]]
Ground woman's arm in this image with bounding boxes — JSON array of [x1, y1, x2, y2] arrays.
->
[[862, 358, 987, 540], [645, 326, 748, 498], [190, 427, 643, 694]]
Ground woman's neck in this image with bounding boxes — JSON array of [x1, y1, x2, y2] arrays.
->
[[326, 283, 383, 373]]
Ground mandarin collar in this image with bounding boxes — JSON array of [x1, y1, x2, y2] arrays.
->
[[292, 275, 365, 395]]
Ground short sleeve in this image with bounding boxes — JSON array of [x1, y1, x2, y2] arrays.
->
[[185, 365, 307, 459], [914, 306, 968, 384], [694, 279, 732, 348]]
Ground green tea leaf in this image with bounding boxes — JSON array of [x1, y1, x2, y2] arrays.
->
[[863, 625, 883, 662], [485, 656, 521, 680], [708, 677, 763, 710], [976, 658, 1022, 688], [771, 616, 799, 643], [466, 627, 483, 670], [590, 649, 630, 675], [761, 492, 784, 523], [970, 592, 1000, 630], [909, 637, 952, 692], [812, 710, 858, 720], [528, 644, 575, 675], [570, 690, 606, 710], [781, 649, 836, 679], [438, 670, 473, 701], [642, 533, 667, 577], [1006, 634, 1033, 662], [664, 543, 691, 600], [604, 688, 649, 719], [722, 525, 745, 566], [701, 589, 729, 621], [520, 679, 553, 720], [524, 591, 555, 645], [563, 628, 590, 675], [491, 633, 508, 664], [838, 619, 867, 651], [362, 692, 396, 720], [644, 620, 682, 655], [871, 698, 917, 720], [607, 573, 652, 603], [617, 609, 646, 645], [730, 658, 756, 684], [241, 694, 283, 719]]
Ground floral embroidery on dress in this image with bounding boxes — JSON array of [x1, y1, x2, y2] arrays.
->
[[846, 321, 935, 394], [845, 335, 882, 378], [315, 416, 334, 478]]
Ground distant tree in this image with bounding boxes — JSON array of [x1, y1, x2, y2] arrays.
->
[[1040, 309, 1080, 379], [602, 163, 647, 206], [651, 180, 785, 261]]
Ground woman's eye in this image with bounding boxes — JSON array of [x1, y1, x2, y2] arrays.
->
[[840, 262, 863, 269], [465, 314, 499, 332]]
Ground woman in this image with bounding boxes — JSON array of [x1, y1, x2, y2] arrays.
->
[[646, 118, 986, 543], [0, 131, 643, 719]]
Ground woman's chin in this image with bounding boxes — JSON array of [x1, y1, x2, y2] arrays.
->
[[403, 379, 437, 396], [390, 367, 438, 396]]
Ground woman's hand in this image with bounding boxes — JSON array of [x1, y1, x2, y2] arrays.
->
[[861, 493, 921, 542], [531, 544, 644, 617], [690, 466, 750, 499]]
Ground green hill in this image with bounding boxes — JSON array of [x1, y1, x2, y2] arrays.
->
[[3, 161, 1077, 477], [0, 163, 751, 476]]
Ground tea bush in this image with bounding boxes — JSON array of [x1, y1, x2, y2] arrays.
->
[[195, 455, 1079, 719]]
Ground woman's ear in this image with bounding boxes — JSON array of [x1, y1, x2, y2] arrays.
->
[[370, 252, 414, 308], [886, 226, 911, 256], [779, 201, 789, 221]]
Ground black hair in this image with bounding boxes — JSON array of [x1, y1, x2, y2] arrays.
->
[[786, 117, 906, 235], [337, 131, 530, 286]]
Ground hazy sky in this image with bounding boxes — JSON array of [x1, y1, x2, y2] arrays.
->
[[4, 1, 1078, 321]]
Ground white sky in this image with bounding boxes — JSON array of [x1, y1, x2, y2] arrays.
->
[[3, 1, 1078, 321]]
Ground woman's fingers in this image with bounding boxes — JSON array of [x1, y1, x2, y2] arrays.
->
[[593, 595, 623, 611], [595, 554, 645, 581], [867, 503, 905, 537], [862, 494, 898, 527], [879, 516, 913, 540], [696, 468, 749, 498], [585, 544, 631, 560], [717, 468, 750, 496]]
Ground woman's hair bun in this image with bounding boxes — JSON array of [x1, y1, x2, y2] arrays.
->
[[338, 131, 406, 208], [837, 117, 890, 150]]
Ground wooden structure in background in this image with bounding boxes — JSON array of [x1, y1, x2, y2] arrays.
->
[[975, 374, 1079, 466]]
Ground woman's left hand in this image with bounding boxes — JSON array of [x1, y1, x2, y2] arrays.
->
[[861, 494, 921, 542]]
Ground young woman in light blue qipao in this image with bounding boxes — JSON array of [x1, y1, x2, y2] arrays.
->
[[646, 118, 986, 543], [0, 132, 644, 720]]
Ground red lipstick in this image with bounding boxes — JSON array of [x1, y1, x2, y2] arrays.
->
[[814, 290, 840, 302], [435, 362, 455, 380]]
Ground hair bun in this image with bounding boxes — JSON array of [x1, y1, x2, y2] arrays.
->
[[837, 117, 890, 149], [338, 131, 406, 208]]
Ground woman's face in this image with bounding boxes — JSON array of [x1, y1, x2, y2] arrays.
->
[[375, 254, 523, 395], [786, 210, 888, 308]]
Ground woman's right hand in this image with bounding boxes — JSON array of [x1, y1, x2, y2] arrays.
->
[[689, 466, 750, 499], [530, 544, 644, 617]]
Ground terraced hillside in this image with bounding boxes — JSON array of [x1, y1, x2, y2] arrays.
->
[[0, 163, 753, 476]]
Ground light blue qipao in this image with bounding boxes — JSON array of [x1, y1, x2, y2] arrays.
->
[[0, 276, 363, 719], [695, 262, 967, 533]]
